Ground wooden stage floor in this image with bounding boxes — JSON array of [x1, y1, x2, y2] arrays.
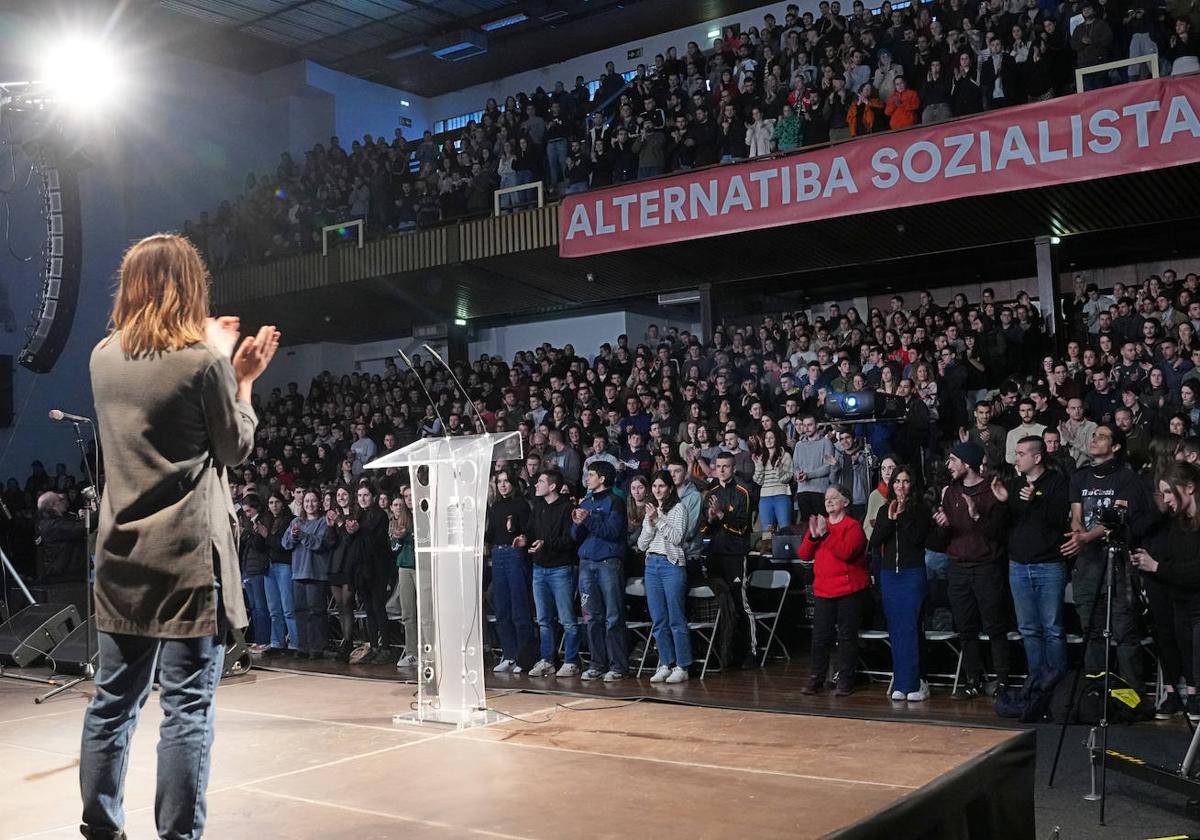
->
[[0, 668, 1032, 839]]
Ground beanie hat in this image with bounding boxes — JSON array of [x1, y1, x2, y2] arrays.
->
[[950, 441, 985, 473]]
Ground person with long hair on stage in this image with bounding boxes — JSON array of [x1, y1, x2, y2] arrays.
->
[[799, 484, 870, 697], [284, 489, 332, 660], [81, 233, 280, 840], [1132, 461, 1200, 721], [869, 465, 933, 702], [638, 470, 692, 684], [389, 486, 419, 669]]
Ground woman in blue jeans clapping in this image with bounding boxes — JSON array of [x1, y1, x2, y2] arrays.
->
[[637, 471, 692, 684]]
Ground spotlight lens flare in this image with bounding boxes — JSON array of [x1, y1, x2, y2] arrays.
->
[[40, 37, 122, 109]]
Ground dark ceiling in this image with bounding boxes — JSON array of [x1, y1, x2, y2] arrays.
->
[[6, 0, 781, 96]]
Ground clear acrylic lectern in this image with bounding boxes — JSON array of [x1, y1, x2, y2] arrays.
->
[[364, 430, 522, 728]]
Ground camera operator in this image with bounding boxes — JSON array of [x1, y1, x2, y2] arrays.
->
[[1061, 424, 1147, 692], [1132, 460, 1200, 720]]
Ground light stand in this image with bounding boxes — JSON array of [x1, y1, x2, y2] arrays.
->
[[35, 418, 98, 703]]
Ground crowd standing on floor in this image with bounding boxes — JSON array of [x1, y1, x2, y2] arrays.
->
[[182, 0, 1200, 267], [13, 267, 1200, 718]]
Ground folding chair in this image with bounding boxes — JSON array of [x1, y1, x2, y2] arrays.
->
[[624, 577, 654, 676], [924, 630, 963, 694], [748, 569, 790, 666], [857, 629, 893, 688], [687, 585, 721, 679]]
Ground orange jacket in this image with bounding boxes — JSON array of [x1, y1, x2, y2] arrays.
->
[[885, 88, 921, 129], [847, 96, 885, 136]]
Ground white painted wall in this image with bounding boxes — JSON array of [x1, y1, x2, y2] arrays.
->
[[426, 1, 819, 128]]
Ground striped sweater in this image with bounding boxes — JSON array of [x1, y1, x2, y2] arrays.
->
[[636, 503, 688, 566]]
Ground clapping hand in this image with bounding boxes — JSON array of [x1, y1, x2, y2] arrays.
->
[[571, 507, 589, 525], [646, 505, 659, 526], [529, 539, 545, 554], [887, 498, 905, 520], [1018, 481, 1035, 502], [512, 534, 528, 549], [823, 453, 838, 466], [809, 514, 828, 538], [990, 476, 1008, 502], [933, 507, 949, 527]]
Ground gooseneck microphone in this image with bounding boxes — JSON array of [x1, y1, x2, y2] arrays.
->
[[49, 409, 93, 423]]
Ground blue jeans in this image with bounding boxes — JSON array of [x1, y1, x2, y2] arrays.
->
[[924, 549, 949, 580], [758, 494, 793, 531], [263, 562, 297, 650], [241, 573, 270, 645], [644, 553, 691, 667], [881, 566, 928, 693], [546, 138, 569, 190], [1009, 561, 1067, 674], [532, 564, 579, 663], [80, 631, 223, 840], [491, 545, 535, 662], [579, 556, 627, 674], [499, 171, 519, 209]]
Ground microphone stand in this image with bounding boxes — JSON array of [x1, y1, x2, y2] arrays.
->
[[36, 419, 98, 703]]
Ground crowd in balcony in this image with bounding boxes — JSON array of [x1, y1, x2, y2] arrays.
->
[[17, 264, 1200, 715], [181, 0, 1200, 269]]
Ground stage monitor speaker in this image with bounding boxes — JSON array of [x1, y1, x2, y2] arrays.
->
[[46, 616, 97, 675], [223, 627, 250, 678], [0, 603, 82, 667]]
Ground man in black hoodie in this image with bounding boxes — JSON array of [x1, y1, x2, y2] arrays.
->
[[517, 468, 581, 678], [992, 436, 1070, 677]]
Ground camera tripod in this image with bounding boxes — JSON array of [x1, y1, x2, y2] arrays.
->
[[1048, 539, 1200, 823]]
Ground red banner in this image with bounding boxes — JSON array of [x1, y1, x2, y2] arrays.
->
[[559, 75, 1200, 258]]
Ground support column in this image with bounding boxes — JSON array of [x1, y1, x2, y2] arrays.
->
[[698, 283, 713, 345], [1034, 236, 1059, 342]]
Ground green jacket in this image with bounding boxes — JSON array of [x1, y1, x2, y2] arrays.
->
[[391, 531, 415, 569]]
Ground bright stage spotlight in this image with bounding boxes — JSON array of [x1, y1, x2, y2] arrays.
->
[[39, 36, 123, 109]]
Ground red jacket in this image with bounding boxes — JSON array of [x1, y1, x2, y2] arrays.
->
[[797, 516, 870, 598]]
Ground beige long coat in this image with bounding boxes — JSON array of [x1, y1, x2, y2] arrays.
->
[[89, 335, 256, 637]]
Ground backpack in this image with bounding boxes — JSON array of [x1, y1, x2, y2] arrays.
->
[[995, 666, 1066, 722]]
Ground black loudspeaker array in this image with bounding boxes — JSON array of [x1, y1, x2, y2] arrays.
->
[[18, 145, 82, 374]]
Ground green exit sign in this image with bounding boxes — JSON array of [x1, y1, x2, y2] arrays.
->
[[626, 47, 642, 60]]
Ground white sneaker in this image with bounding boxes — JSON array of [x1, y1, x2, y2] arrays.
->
[[511, 663, 523, 674], [528, 659, 556, 677], [602, 670, 625, 682], [580, 667, 605, 681], [492, 659, 514, 673], [907, 680, 931, 702], [890, 689, 906, 701], [556, 663, 580, 677], [650, 665, 672, 683], [666, 666, 689, 684], [395, 653, 417, 668]]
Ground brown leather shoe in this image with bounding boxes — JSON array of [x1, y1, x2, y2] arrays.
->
[[800, 673, 825, 695]]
